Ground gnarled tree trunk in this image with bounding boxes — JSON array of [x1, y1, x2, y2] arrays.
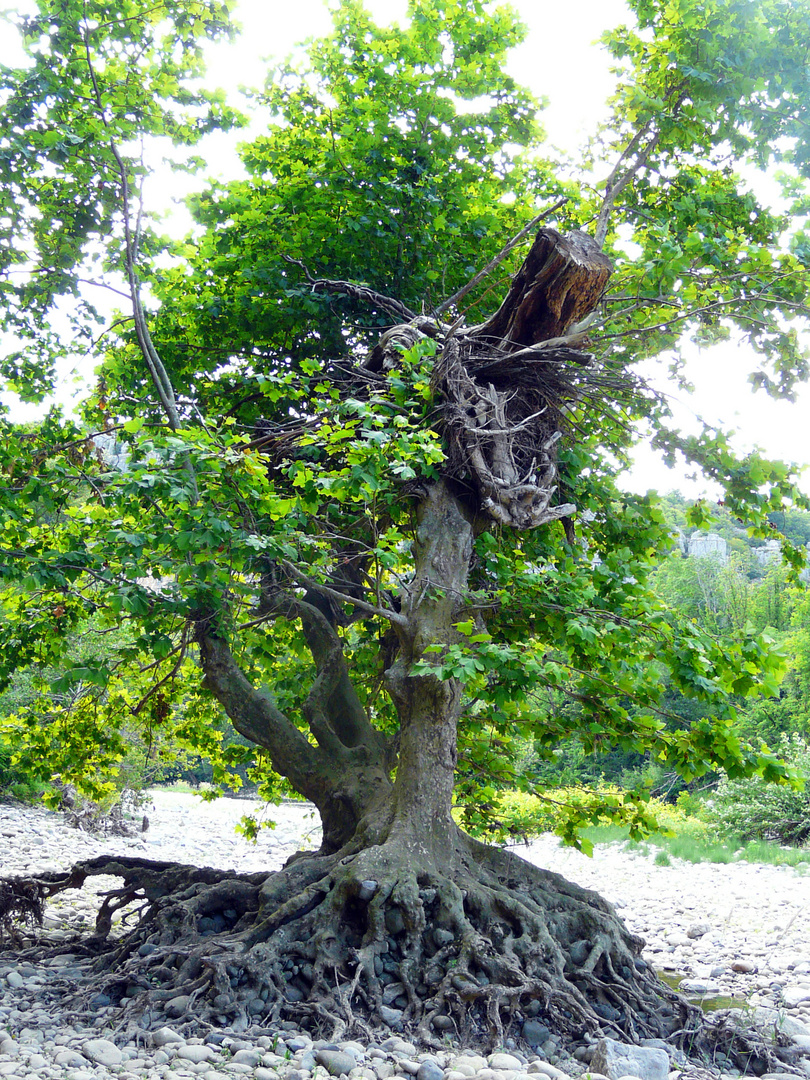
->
[[0, 228, 779, 1070]]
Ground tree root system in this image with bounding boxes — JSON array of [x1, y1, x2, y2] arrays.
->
[[0, 833, 801, 1073]]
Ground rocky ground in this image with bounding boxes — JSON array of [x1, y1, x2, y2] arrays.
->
[[1, 791, 810, 1080]]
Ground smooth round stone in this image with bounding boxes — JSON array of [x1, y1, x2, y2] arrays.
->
[[522, 1022, 551, 1050], [384, 1004, 407, 1026], [54, 1050, 87, 1067], [358, 880, 378, 901], [152, 1026, 186, 1047], [82, 1038, 123, 1067], [417, 1060, 445, 1080], [526, 1061, 563, 1078], [687, 923, 710, 939], [432, 1016, 455, 1032], [488, 1055, 523, 1072], [382, 1040, 416, 1054], [451, 1058, 487, 1073], [232, 1048, 263, 1066], [176, 1043, 219, 1063], [165, 993, 191, 1017], [316, 1049, 359, 1076]]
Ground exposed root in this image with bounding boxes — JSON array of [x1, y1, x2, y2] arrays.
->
[[0, 879, 43, 944], [0, 835, 800, 1071]]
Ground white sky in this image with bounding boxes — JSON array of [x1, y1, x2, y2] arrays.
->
[[3, 0, 809, 500]]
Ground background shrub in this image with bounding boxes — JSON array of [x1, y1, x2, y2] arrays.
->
[[0, 743, 45, 802], [702, 735, 810, 845], [455, 785, 699, 845]]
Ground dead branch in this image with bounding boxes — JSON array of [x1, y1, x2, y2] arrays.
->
[[472, 229, 612, 348], [282, 255, 418, 323], [261, 227, 625, 533]]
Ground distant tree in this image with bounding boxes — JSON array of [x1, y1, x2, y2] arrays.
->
[[739, 589, 810, 745], [0, 0, 808, 1060], [768, 508, 810, 547]]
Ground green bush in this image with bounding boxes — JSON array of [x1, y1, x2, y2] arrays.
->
[[702, 735, 810, 846], [454, 785, 696, 847], [0, 742, 45, 802]]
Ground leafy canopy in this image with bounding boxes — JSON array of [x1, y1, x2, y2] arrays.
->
[[0, 0, 809, 834]]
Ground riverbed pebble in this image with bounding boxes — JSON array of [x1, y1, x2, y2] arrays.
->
[[2, 792, 810, 1080]]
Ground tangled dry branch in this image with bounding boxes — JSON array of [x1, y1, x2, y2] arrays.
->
[[269, 227, 639, 532], [0, 879, 43, 945], [432, 337, 575, 528]]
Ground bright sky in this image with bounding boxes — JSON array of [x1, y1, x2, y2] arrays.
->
[[3, 0, 809, 499]]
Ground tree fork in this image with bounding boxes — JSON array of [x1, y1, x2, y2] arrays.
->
[[196, 629, 392, 853]]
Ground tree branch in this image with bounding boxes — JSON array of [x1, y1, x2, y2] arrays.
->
[[81, 17, 198, 501], [195, 628, 324, 800], [279, 559, 407, 627], [258, 582, 393, 761], [593, 82, 688, 249], [282, 255, 418, 323]]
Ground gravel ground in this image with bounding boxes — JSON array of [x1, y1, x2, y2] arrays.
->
[[1, 791, 809, 1080]]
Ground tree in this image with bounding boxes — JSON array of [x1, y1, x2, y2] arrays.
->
[[1, 0, 809, 1061]]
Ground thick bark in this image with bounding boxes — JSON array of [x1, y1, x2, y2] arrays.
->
[[384, 481, 475, 861], [297, 599, 389, 757]]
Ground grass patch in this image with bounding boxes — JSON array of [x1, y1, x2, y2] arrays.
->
[[151, 780, 203, 795], [736, 839, 810, 868], [576, 824, 629, 846], [663, 833, 737, 864], [580, 823, 810, 868]]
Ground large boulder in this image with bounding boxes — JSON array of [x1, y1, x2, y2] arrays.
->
[[590, 1038, 669, 1080]]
